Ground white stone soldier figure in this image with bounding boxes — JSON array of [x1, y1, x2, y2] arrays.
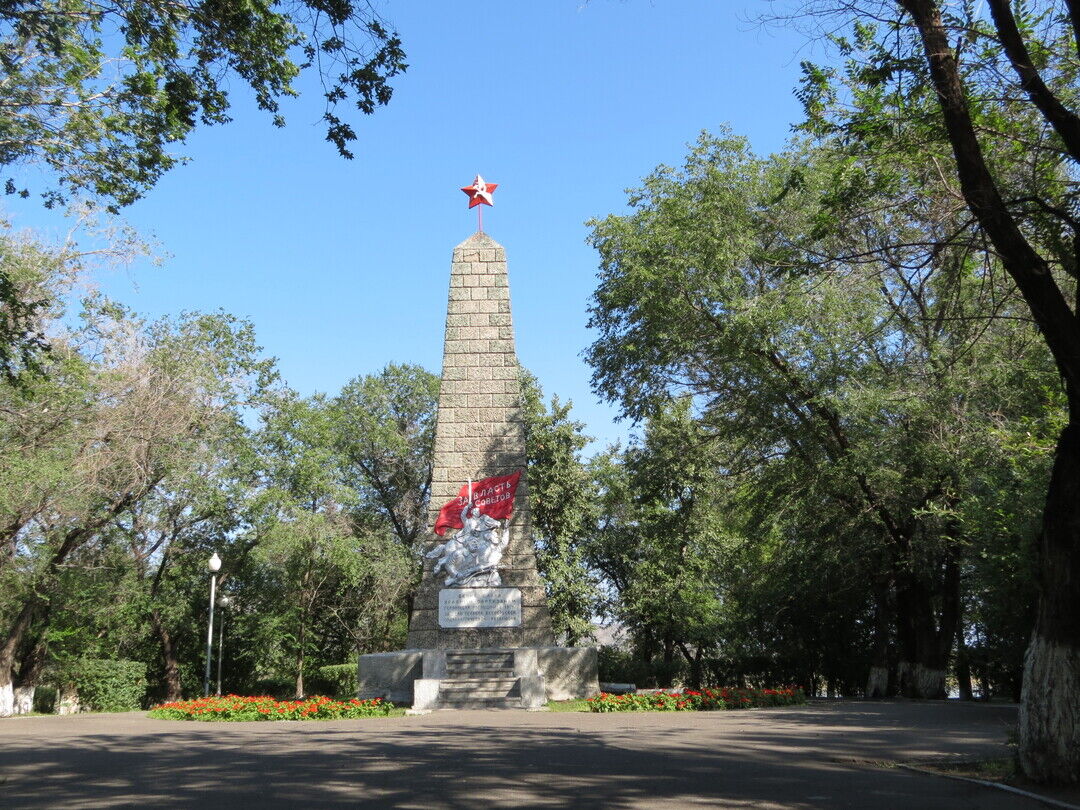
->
[[426, 532, 465, 578], [427, 503, 508, 587], [461, 504, 499, 545]]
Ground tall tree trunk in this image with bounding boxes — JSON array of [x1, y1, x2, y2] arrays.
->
[[894, 553, 960, 699], [660, 636, 676, 688], [867, 578, 893, 698], [1020, 420, 1080, 784], [677, 643, 704, 690], [150, 609, 184, 702], [13, 638, 49, 715], [295, 608, 307, 700], [956, 629, 974, 702], [0, 600, 40, 717], [894, 572, 918, 697], [923, 552, 962, 699]]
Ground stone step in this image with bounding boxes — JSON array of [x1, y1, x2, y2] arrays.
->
[[437, 697, 523, 710], [442, 689, 518, 700], [445, 663, 516, 676], [441, 676, 519, 685], [440, 679, 519, 697], [444, 652, 516, 665], [444, 652, 516, 660]]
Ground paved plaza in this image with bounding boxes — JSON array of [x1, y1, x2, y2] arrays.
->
[[1, 700, 1075, 809]]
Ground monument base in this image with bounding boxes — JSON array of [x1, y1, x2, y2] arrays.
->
[[356, 650, 424, 703], [358, 646, 599, 706]]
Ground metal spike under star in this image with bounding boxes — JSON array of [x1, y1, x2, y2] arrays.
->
[[461, 174, 497, 232]]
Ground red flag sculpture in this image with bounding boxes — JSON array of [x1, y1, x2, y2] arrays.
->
[[434, 470, 521, 536]]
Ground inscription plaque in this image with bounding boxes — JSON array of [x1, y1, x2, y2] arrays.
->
[[439, 587, 522, 628]]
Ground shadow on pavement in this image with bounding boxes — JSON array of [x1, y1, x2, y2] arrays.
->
[[0, 701, 1043, 809]]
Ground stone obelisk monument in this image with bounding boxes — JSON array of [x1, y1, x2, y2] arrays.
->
[[405, 230, 555, 649], [358, 177, 597, 709]]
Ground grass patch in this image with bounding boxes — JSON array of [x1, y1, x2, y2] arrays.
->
[[547, 698, 591, 712], [1, 711, 58, 718], [923, 758, 1017, 783]]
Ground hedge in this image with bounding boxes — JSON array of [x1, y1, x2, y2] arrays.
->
[[315, 664, 359, 698], [587, 686, 805, 712], [63, 659, 148, 712]]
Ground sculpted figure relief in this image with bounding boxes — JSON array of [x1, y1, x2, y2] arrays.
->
[[426, 503, 509, 587]]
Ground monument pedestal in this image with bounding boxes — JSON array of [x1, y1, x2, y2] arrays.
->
[[358, 646, 599, 706], [359, 580, 598, 706]]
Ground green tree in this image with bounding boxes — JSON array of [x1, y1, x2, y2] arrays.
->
[[704, 475, 879, 695], [585, 130, 1057, 699], [520, 369, 599, 646], [0, 288, 273, 713], [0, 239, 432, 709], [253, 371, 427, 698], [0, 231, 51, 384], [255, 390, 349, 698], [253, 505, 359, 698], [787, 0, 1080, 780], [0, 0, 406, 210], [120, 420, 266, 702], [615, 402, 728, 689], [332, 363, 440, 553]]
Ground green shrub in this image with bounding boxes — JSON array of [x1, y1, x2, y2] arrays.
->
[[597, 646, 645, 684], [587, 686, 806, 712], [316, 664, 358, 698], [63, 659, 147, 712], [596, 646, 685, 688], [252, 677, 294, 699], [33, 685, 57, 714]]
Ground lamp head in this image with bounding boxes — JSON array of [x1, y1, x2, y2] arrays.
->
[[207, 552, 222, 573]]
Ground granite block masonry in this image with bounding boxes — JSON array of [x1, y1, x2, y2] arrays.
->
[[405, 231, 555, 650]]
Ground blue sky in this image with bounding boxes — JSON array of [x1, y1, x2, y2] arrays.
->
[[6, 0, 818, 451]]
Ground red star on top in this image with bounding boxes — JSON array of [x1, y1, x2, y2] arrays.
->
[[461, 174, 497, 208]]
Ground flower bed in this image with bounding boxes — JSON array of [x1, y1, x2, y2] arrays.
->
[[148, 694, 393, 721], [586, 686, 805, 713]]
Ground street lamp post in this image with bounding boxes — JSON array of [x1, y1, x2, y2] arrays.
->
[[203, 552, 222, 697], [216, 595, 230, 696]]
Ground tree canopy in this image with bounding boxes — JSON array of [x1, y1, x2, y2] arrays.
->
[[0, 1, 406, 210], [776, 0, 1080, 781], [585, 128, 1058, 701]]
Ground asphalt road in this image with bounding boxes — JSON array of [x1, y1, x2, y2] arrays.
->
[[0, 700, 1061, 809]]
